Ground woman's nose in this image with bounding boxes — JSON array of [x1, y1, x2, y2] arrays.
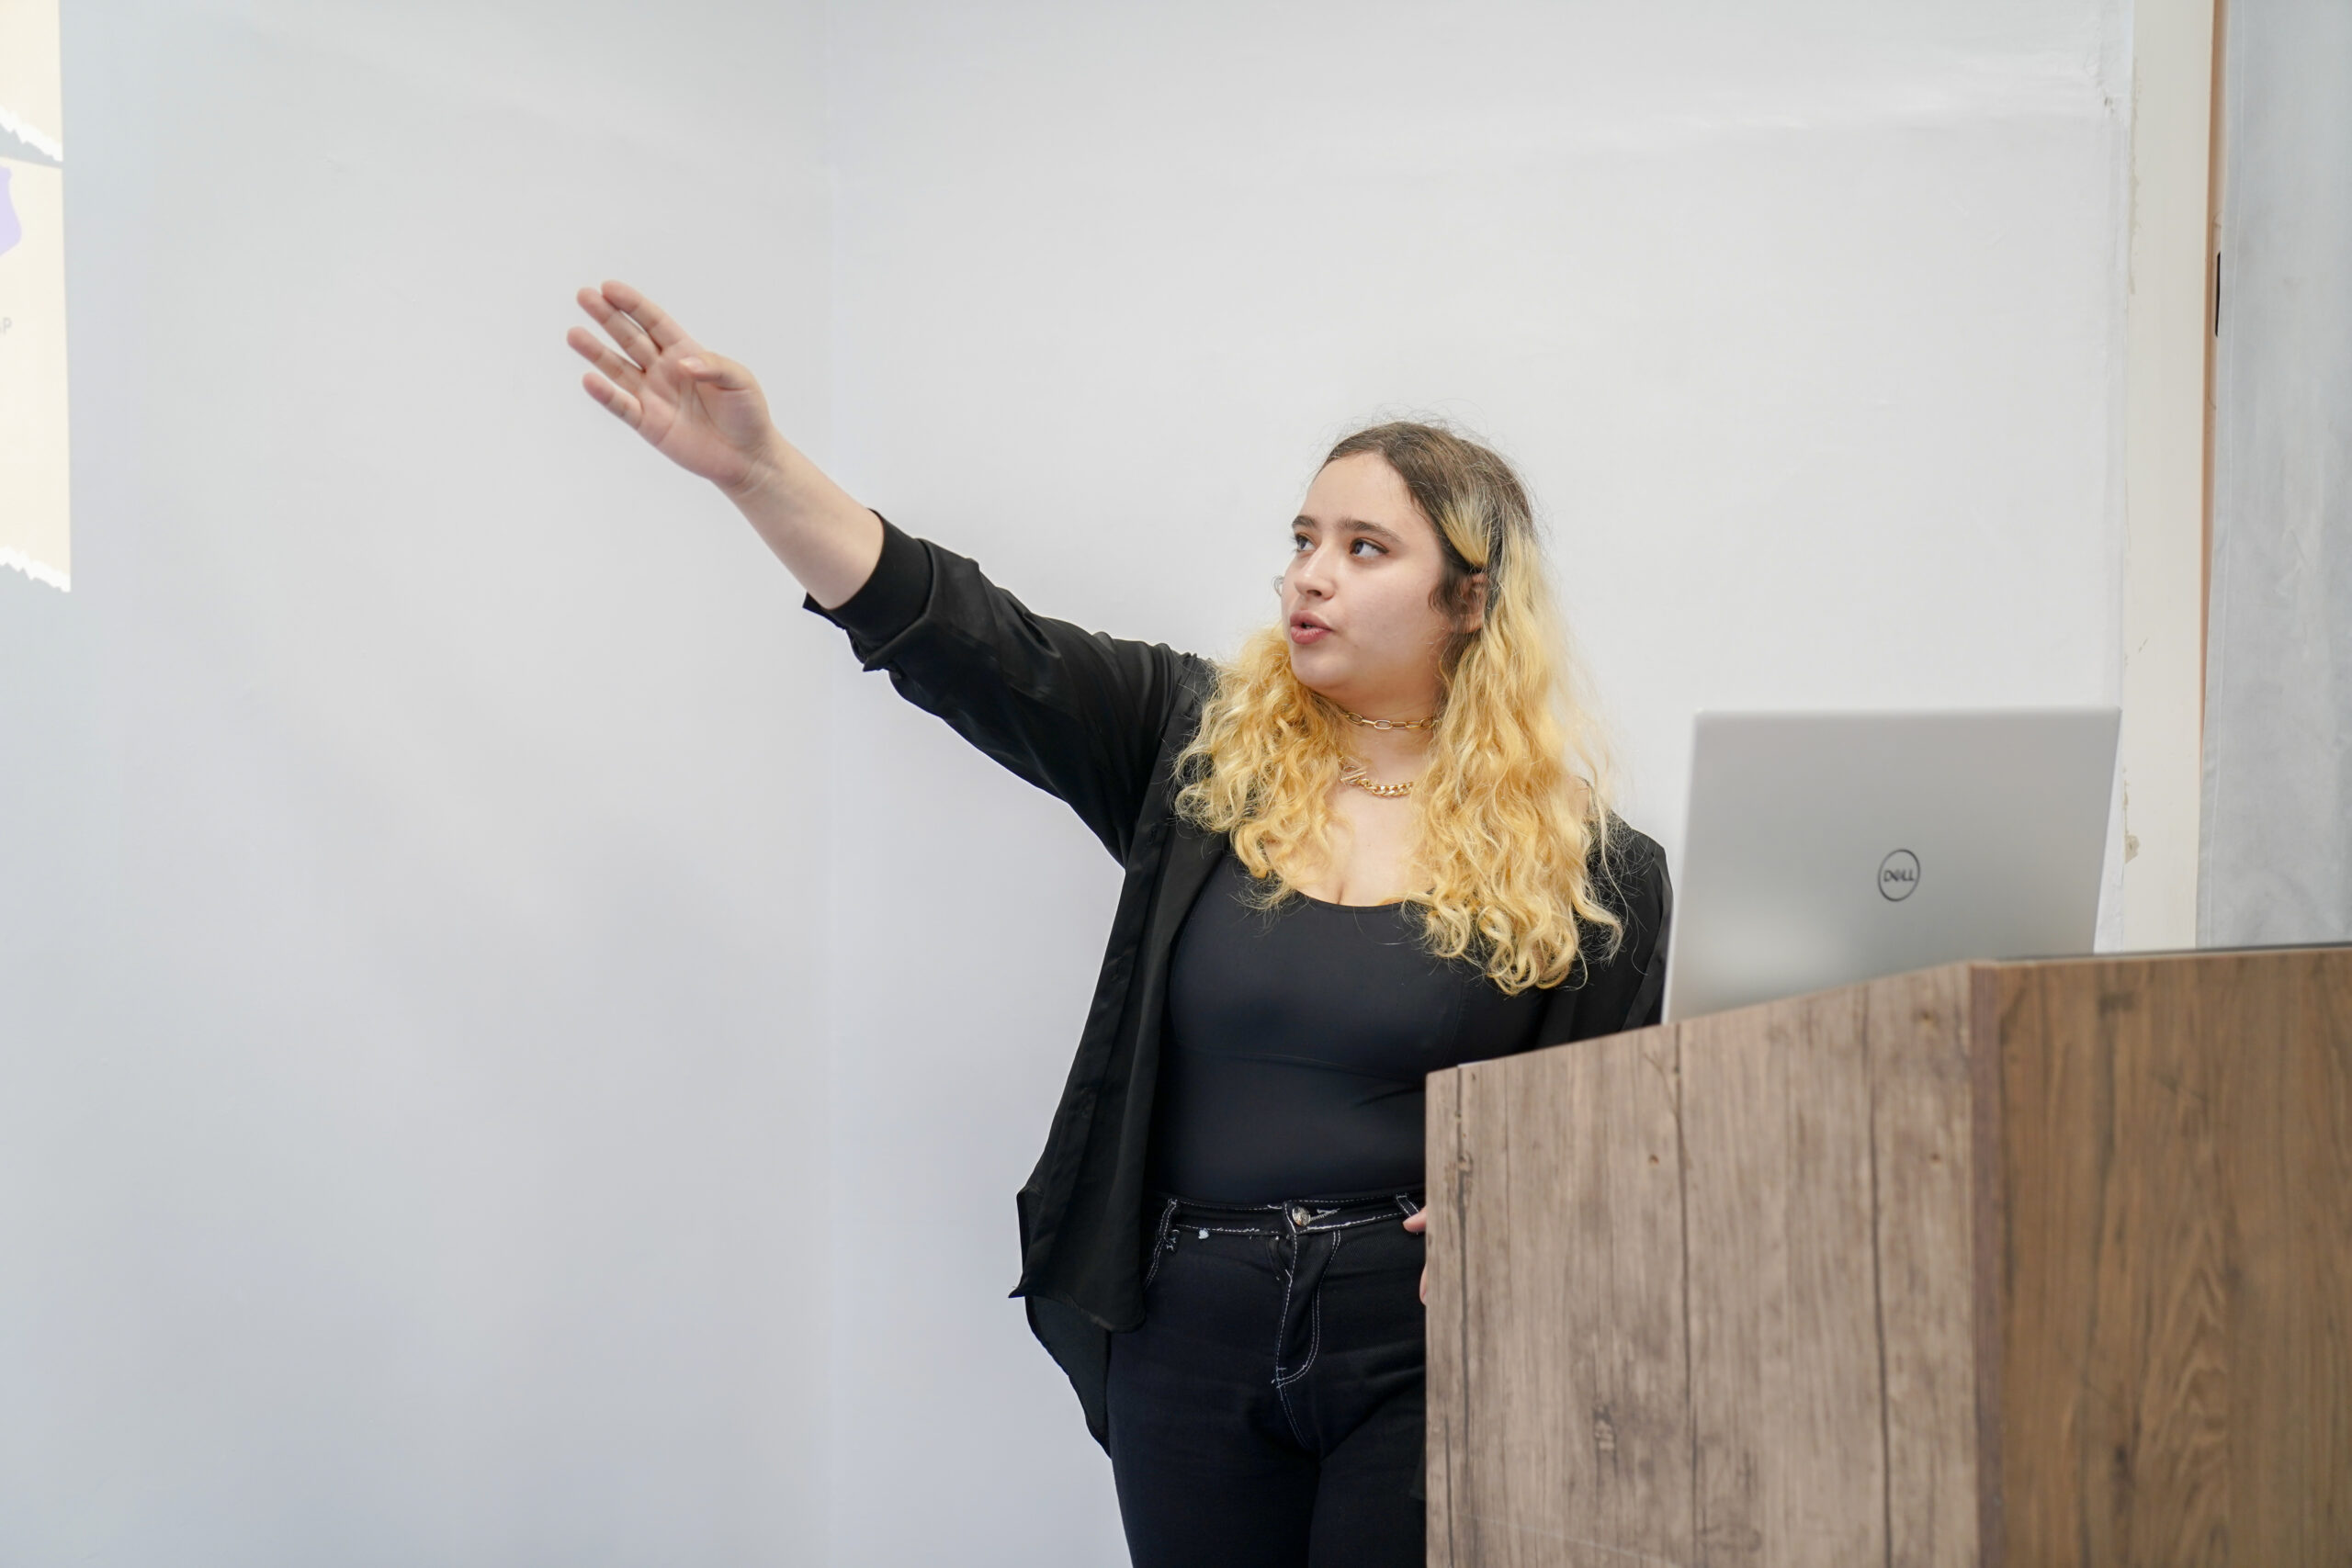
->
[[1291, 544, 1338, 597]]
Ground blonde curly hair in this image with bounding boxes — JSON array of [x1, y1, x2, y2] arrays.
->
[[1174, 421, 1623, 994]]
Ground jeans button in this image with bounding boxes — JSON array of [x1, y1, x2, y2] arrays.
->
[[1291, 1205, 1311, 1226]]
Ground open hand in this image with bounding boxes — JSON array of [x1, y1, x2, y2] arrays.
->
[[567, 280, 780, 496], [1403, 1208, 1429, 1303]]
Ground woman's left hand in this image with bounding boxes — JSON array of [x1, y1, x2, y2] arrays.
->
[[1403, 1209, 1429, 1303]]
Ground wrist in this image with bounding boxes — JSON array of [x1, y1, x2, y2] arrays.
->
[[718, 433, 801, 508], [716, 434, 883, 606]]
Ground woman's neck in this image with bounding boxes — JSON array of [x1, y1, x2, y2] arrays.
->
[[1345, 722, 1436, 781]]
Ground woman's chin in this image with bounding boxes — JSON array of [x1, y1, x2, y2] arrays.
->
[[1285, 646, 1336, 684], [1285, 653, 1356, 707]]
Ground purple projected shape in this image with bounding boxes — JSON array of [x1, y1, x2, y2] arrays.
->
[[0, 165, 19, 257]]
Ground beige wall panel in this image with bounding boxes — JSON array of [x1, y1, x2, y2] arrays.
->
[[2117, 0, 2219, 948], [0, 0, 64, 148], [0, 156, 68, 587]]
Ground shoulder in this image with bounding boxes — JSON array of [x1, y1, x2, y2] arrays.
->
[[1589, 817, 1669, 915], [1173, 650, 1219, 710], [1575, 815, 1671, 976], [1534, 815, 1672, 1039], [1151, 653, 1223, 776]]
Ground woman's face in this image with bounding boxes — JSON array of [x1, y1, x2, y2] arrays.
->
[[1281, 452, 1481, 717]]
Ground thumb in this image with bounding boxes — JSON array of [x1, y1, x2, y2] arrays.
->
[[678, 353, 756, 392], [1402, 1210, 1428, 1234]]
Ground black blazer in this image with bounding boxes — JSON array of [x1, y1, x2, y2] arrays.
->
[[808, 515, 1673, 1446]]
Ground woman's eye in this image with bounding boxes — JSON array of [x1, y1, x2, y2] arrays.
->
[[1291, 534, 1312, 552], [1350, 537, 1385, 558]]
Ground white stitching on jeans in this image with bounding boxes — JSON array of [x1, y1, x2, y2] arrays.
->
[[1301, 1213, 1396, 1235], [1274, 1231, 1333, 1387], [1143, 1197, 1179, 1290], [1272, 1235, 1297, 1382], [1168, 1195, 1422, 1236], [1192, 1217, 1382, 1236], [1272, 1232, 1311, 1447]]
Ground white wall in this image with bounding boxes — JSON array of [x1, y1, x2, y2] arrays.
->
[[2201, 0, 2352, 945], [820, 4, 2130, 1564], [0, 3, 837, 1563], [2, 4, 2139, 1566]]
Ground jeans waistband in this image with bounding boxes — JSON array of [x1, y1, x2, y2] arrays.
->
[[1153, 1190, 1423, 1236]]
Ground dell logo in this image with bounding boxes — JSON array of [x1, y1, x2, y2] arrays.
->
[[1878, 849, 1921, 901]]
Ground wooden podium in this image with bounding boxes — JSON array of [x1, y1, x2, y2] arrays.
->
[[1425, 947, 2351, 1566]]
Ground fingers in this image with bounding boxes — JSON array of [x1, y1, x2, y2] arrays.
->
[[575, 283, 631, 335], [597, 278, 688, 351], [1402, 1210, 1428, 1234], [572, 282, 740, 429], [566, 324, 644, 387], [581, 371, 643, 429], [1419, 1266, 1428, 1305], [576, 284, 662, 368]]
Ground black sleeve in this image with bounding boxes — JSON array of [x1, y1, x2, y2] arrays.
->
[[806, 514, 1210, 863], [1533, 822, 1675, 1046]]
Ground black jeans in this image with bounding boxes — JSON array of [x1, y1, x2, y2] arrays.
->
[[1105, 1191, 1426, 1568]]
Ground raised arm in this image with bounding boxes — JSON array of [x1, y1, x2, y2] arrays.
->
[[569, 280, 1208, 860], [567, 280, 879, 608]]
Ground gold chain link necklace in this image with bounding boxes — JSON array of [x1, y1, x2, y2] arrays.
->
[[1335, 705, 1436, 795], [1340, 761, 1416, 798], [1338, 706, 1442, 732]]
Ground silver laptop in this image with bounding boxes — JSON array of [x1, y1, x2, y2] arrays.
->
[[1661, 708, 2121, 1022]]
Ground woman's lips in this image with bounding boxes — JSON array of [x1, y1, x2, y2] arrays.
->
[[1288, 615, 1332, 645]]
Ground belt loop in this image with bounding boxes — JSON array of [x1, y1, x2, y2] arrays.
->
[[1396, 1192, 1422, 1218]]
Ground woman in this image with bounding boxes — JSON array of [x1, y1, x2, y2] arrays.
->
[[567, 280, 1670, 1568]]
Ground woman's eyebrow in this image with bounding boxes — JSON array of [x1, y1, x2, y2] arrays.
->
[[1294, 514, 1407, 546]]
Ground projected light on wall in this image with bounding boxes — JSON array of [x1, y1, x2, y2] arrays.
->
[[1, 0, 68, 592]]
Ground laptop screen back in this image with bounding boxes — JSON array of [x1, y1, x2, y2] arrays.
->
[[1661, 708, 2120, 1022]]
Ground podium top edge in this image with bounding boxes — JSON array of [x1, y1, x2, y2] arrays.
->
[[1992, 940, 2352, 967], [1563, 944, 2352, 1041]]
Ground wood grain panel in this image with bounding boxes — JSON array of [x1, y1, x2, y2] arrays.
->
[[1969, 964, 2009, 1568], [1429, 946, 2351, 1566], [1427, 1024, 1689, 1567], [1862, 965, 1984, 1568], [1996, 956, 2232, 1564], [1995, 947, 2352, 1566], [2277, 951, 2352, 1557], [1428, 1066, 1471, 1565], [1680, 985, 1886, 1566]]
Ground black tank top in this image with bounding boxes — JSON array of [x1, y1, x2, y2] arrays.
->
[[1148, 852, 1548, 1204]]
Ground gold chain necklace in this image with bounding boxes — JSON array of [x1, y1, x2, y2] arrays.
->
[[1338, 706, 1442, 732], [1340, 761, 1416, 797]]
